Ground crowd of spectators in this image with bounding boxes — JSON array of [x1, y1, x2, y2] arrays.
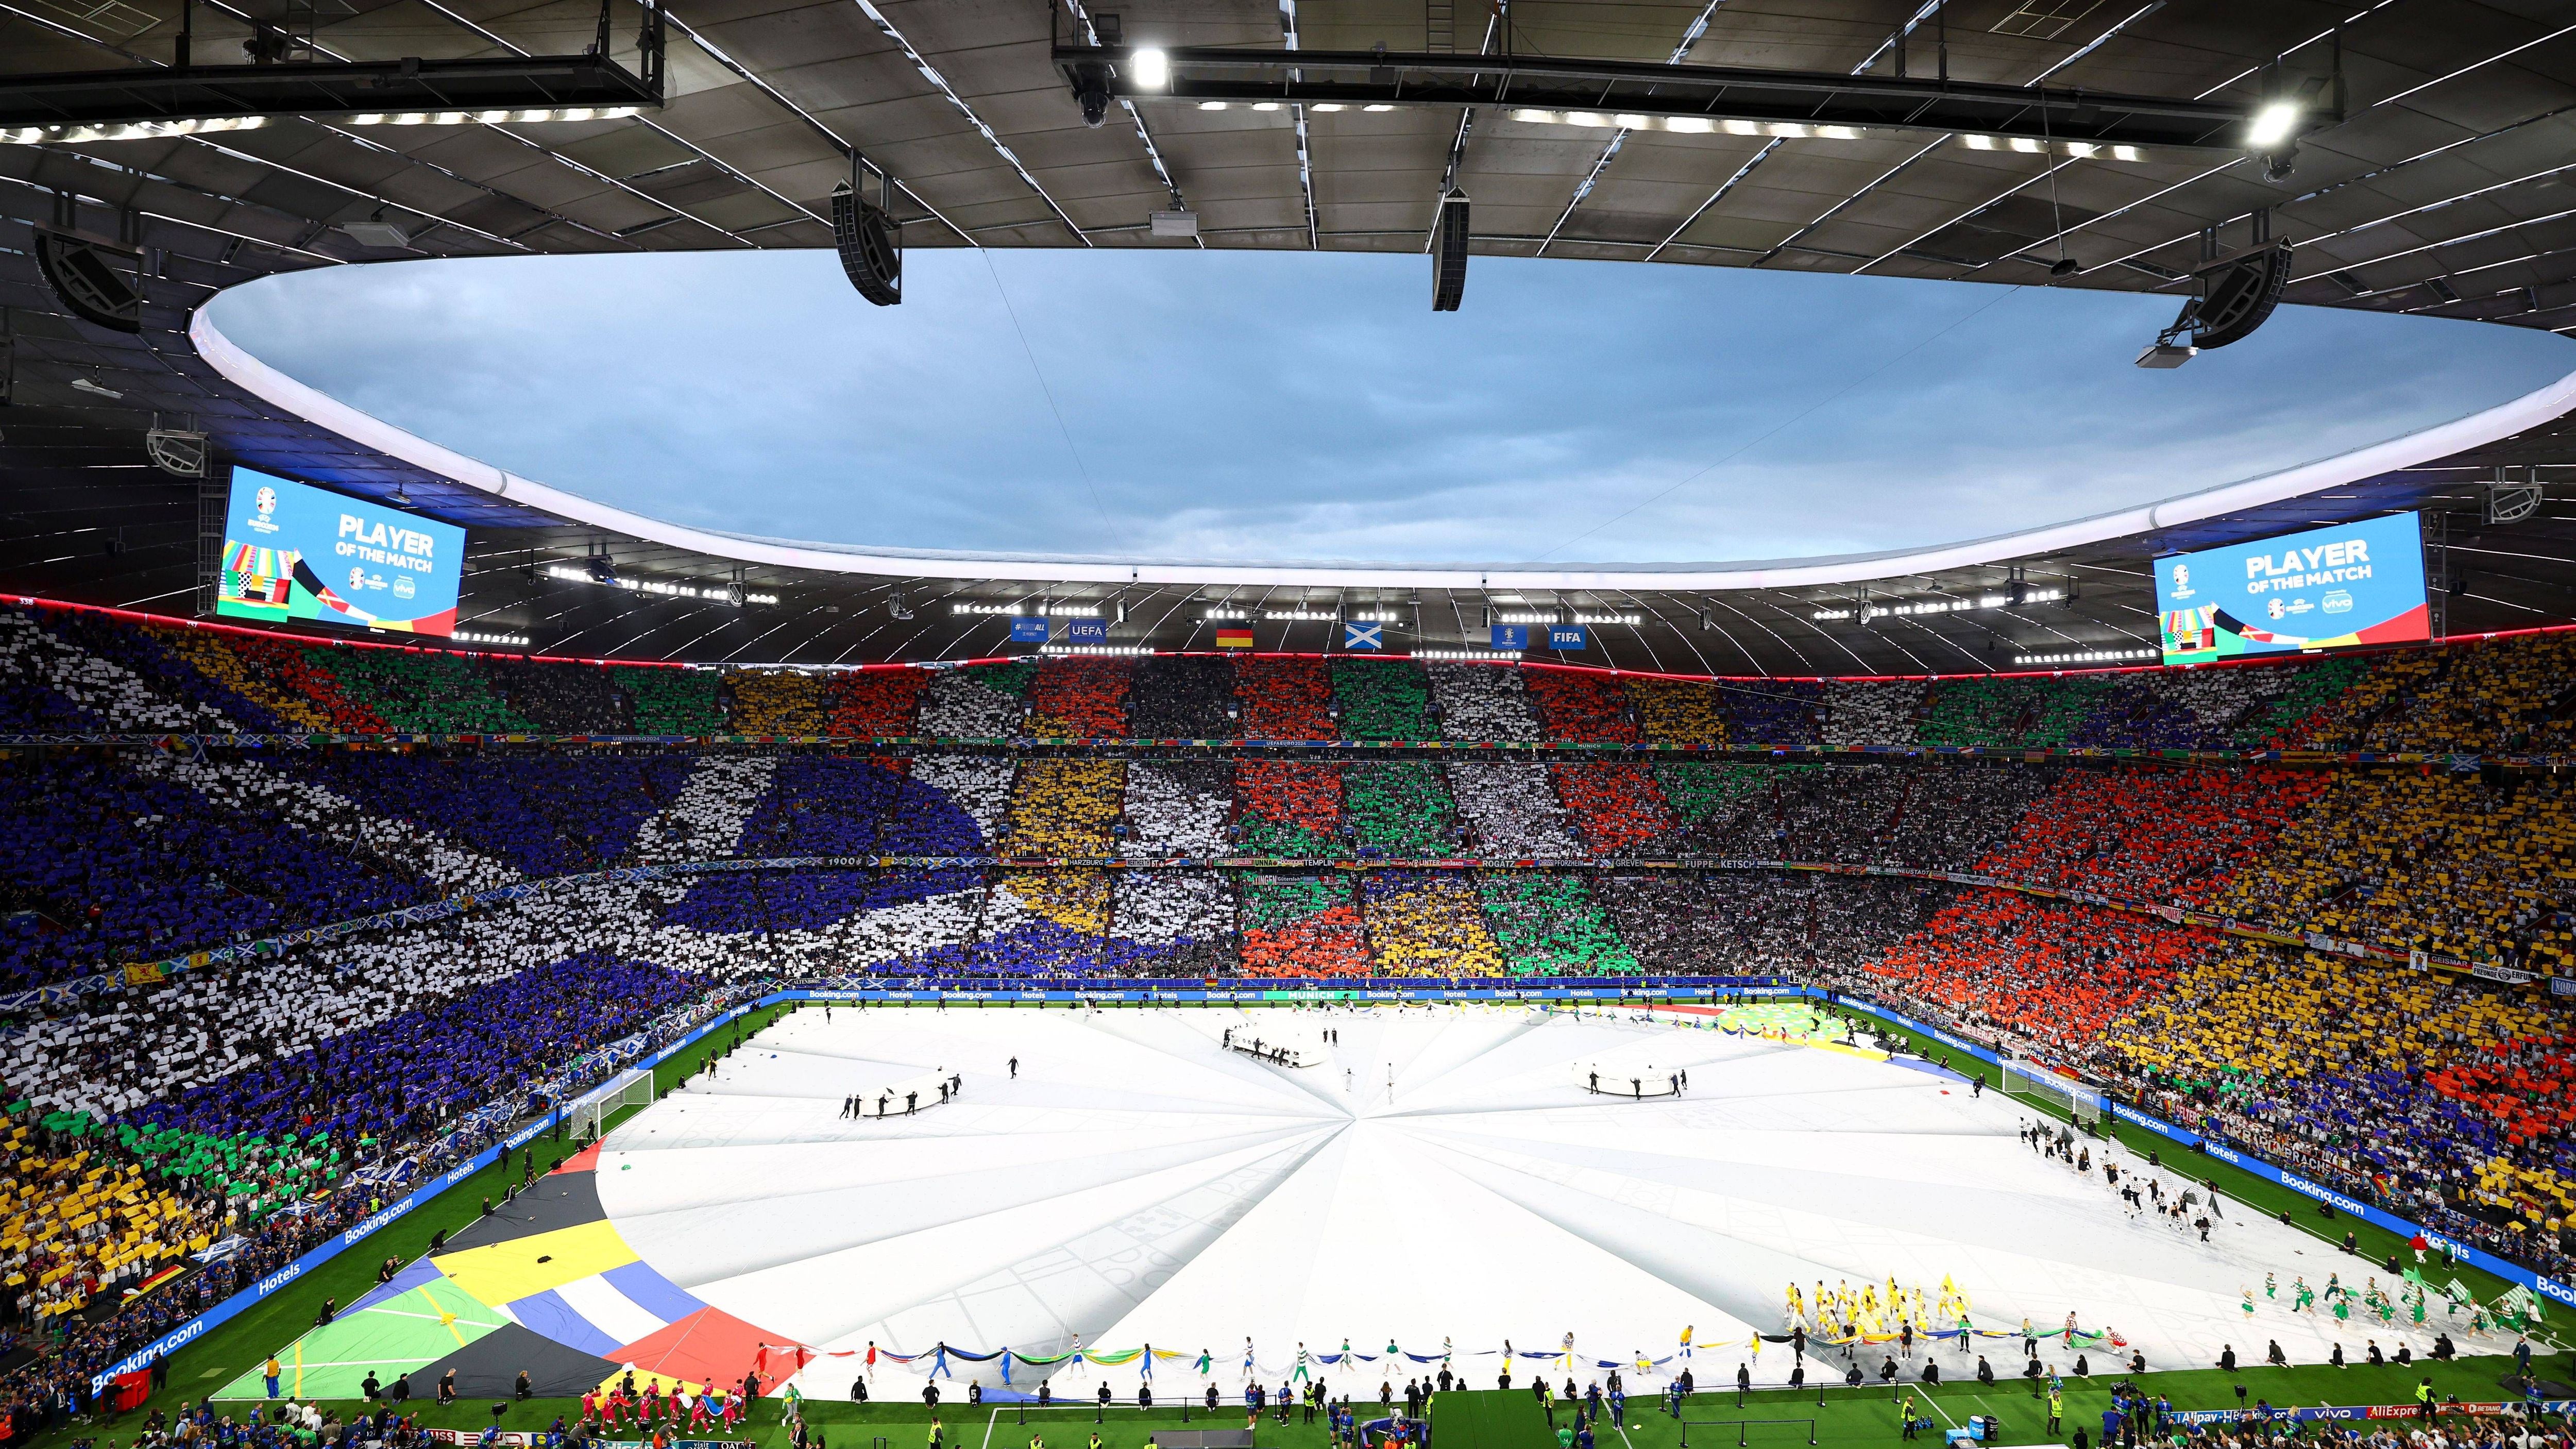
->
[[1235, 761, 1343, 856], [1125, 655, 1241, 738], [1116, 761, 1232, 857], [916, 664, 1031, 737], [1821, 680, 1922, 746], [1235, 657, 1334, 738], [1026, 656, 1131, 736], [1978, 765, 2326, 906], [133, 754, 516, 892], [727, 671, 828, 734], [1361, 871, 1507, 976], [1866, 891, 2210, 1057], [317, 649, 532, 735], [483, 658, 632, 733], [624, 669, 726, 734], [1329, 659, 1431, 739], [1449, 762, 1581, 857], [1524, 669, 1637, 743], [17, 601, 2576, 1305], [2320, 634, 2576, 755], [2206, 771, 2576, 973], [0, 954, 757, 1426], [1717, 679, 1825, 746], [1342, 762, 1458, 857], [1605, 872, 1952, 975], [291, 753, 691, 875], [1236, 872, 1369, 976], [1919, 676, 2119, 749], [2091, 939, 2576, 1279], [1, 1125, 209, 1322], [8, 602, 2576, 758], [1006, 760, 1124, 854], [0, 753, 433, 991], [138, 623, 350, 732], [1626, 675, 1727, 746], [824, 669, 927, 737], [1427, 663, 1541, 742], [1477, 872, 1636, 973], [0, 610, 237, 733]]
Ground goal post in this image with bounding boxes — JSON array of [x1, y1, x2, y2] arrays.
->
[[568, 1067, 656, 1143], [2002, 1054, 2103, 1124]]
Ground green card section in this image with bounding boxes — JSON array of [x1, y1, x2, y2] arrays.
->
[[216, 1270, 509, 1401], [1650, 763, 1778, 825], [1331, 659, 1430, 739], [1478, 873, 1636, 974], [1344, 762, 1457, 855], [959, 661, 1038, 696], [1238, 872, 1346, 929]]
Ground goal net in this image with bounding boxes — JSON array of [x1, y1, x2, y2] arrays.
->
[[2002, 1054, 2103, 1124], [568, 1068, 656, 1143]]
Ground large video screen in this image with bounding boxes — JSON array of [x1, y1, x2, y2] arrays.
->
[[2155, 511, 2428, 665], [215, 468, 464, 637]]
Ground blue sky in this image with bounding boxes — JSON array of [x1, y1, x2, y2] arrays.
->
[[206, 248, 2576, 565]]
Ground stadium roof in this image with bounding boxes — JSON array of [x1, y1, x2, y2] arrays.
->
[[2, 0, 2574, 671]]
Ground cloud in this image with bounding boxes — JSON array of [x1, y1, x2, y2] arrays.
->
[[205, 248, 2575, 564]]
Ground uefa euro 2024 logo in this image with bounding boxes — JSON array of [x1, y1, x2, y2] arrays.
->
[[246, 485, 281, 535], [2167, 562, 2194, 600]]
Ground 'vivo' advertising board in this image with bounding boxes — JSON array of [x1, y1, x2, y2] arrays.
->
[[2155, 512, 2427, 664], [215, 467, 465, 636]]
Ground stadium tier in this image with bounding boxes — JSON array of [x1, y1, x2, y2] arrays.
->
[[3, 592, 2576, 1372]]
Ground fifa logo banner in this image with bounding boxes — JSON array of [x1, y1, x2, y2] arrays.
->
[[216, 467, 465, 637], [2154, 512, 2428, 664]]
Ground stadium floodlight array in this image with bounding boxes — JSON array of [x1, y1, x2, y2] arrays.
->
[[2002, 1053, 2103, 1124], [1812, 591, 2063, 622], [2017, 647, 2160, 668], [1501, 110, 2147, 162], [347, 108, 643, 125], [545, 565, 775, 605]]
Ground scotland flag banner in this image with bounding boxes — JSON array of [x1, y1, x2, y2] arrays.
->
[[1344, 620, 1384, 651]]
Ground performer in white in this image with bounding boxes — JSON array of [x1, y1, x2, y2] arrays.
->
[[1241, 1337, 1256, 1386]]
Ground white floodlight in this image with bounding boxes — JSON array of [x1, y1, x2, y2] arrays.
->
[[1131, 47, 1171, 89], [2247, 101, 2299, 149]]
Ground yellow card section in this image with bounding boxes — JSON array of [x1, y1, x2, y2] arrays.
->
[[432, 1220, 638, 1305]]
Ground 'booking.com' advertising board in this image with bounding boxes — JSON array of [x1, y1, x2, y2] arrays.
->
[[215, 467, 465, 637], [2155, 512, 2428, 665]]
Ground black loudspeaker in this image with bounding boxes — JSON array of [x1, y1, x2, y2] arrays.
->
[[1431, 192, 1469, 312], [35, 229, 144, 334], [831, 183, 902, 307], [2176, 242, 2292, 349]]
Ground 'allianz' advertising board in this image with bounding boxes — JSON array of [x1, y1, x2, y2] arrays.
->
[[2155, 512, 2428, 665], [215, 467, 465, 637]]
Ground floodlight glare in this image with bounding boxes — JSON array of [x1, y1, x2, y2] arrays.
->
[[2246, 101, 2299, 149], [1131, 47, 1170, 89]]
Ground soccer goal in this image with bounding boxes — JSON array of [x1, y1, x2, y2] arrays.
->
[[568, 1067, 656, 1142], [2002, 1054, 2103, 1124]]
